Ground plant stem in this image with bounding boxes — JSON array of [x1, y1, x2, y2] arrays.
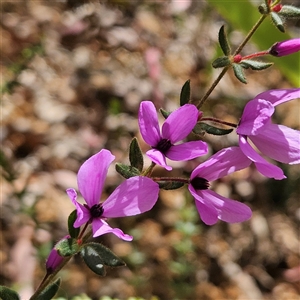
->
[[197, 14, 267, 109]]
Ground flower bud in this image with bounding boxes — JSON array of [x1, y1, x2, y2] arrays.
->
[[269, 38, 300, 57]]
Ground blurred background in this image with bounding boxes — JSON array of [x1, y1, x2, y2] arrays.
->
[[1, 0, 300, 299]]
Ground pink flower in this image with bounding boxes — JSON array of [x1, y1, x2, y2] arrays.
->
[[189, 147, 252, 225], [67, 149, 159, 241], [138, 101, 208, 170], [237, 88, 300, 180], [269, 38, 300, 57]]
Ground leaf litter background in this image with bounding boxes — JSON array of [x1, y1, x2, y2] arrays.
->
[[1, 0, 300, 299]]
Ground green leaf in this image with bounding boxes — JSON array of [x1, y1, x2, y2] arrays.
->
[[270, 12, 285, 32], [218, 25, 231, 56], [193, 122, 233, 136], [258, 3, 269, 15], [35, 278, 61, 300], [240, 59, 273, 70], [115, 163, 140, 179], [279, 5, 300, 19], [0, 286, 20, 300], [55, 237, 80, 257], [129, 138, 144, 172], [158, 181, 185, 190], [232, 63, 247, 84], [159, 108, 171, 119], [207, 0, 299, 86], [212, 56, 231, 68], [81, 243, 125, 276], [68, 210, 80, 239], [180, 79, 191, 106]]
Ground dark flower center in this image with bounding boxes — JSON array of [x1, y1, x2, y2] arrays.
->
[[89, 204, 104, 218], [190, 177, 210, 190], [155, 138, 172, 153]]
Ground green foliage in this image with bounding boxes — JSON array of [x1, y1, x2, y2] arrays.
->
[[157, 181, 185, 190], [218, 25, 231, 56], [36, 278, 61, 300], [68, 210, 80, 239], [232, 63, 247, 84], [193, 122, 233, 136], [0, 286, 20, 300], [80, 243, 125, 276], [207, 0, 299, 86], [115, 163, 141, 179], [179, 79, 191, 106], [129, 138, 144, 172], [55, 237, 80, 257]]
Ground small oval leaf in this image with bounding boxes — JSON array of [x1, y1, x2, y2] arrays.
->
[[159, 108, 171, 119], [270, 12, 285, 32], [194, 123, 233, 136], [279, 5, 300, 19], [35, 278, 61, 300], [115, 163, 140, 179], [81, 244, 106, 276], [212, 56, 231, 68], [68, 210, 80, 239], [180, 79, 191, 106], [129, 138, 144, 172], [232, 63, 247, 84], [0, 286, 20, 300]]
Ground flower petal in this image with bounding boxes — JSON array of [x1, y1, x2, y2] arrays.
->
[[92, 219, 133, 241], [138, 101, 161, 147], [203, 190, 252, 223], [102, 176, 159, 217], [146, 149, 172, 170], [237, 99, 274, 136], [162, 104, 198, 143], [166, 141, 208, 161], [191, 147, 251, 181], [253, 88, 300, 107], [77, 149, 115, 207], [66, 188, 91, 227], [188, 185, 218, 225], [250, 124, 300, 164], [238, 135, 286, 180]]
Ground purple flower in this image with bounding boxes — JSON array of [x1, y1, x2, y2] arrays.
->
[[67, 149, 159, 241], [269, 38, 300, 57], [189, 147, 252, 225], [237, 88, 300, 180], [138, 101, 208, 170]]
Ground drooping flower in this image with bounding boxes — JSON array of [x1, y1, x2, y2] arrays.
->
[[236, 88, 300, 180], [269, 38, 300, 57], [138, 101, 208, 170], [67, 149, 159, 241], [188, 147, 252, 225]]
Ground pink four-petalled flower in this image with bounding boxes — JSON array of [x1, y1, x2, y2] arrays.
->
[[138, 101, 208, 170], [236, 88, 300, 180], [189, 147, 252, 225], [67, 149, 159, 241]]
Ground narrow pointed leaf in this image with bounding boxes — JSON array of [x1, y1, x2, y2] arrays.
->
[[115, 163, 140, 179], [35, 278, 61, 300], [55, 237, 80, 257], [232, 63, 247, 84], [218, 25, 231, 55], [240, 59, 273, 70], [180, 79, 191, 106], [212, 56, 231, 68], [279, 5, 300, 18], [193, 122, 233, 136], [68, 210, 80, 239], [158, 181, 185, 190], [270, 12, 285, 32], [159, 108, 171, 119], [0, 286, 20, 300], [129, 138, 144, 172]]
